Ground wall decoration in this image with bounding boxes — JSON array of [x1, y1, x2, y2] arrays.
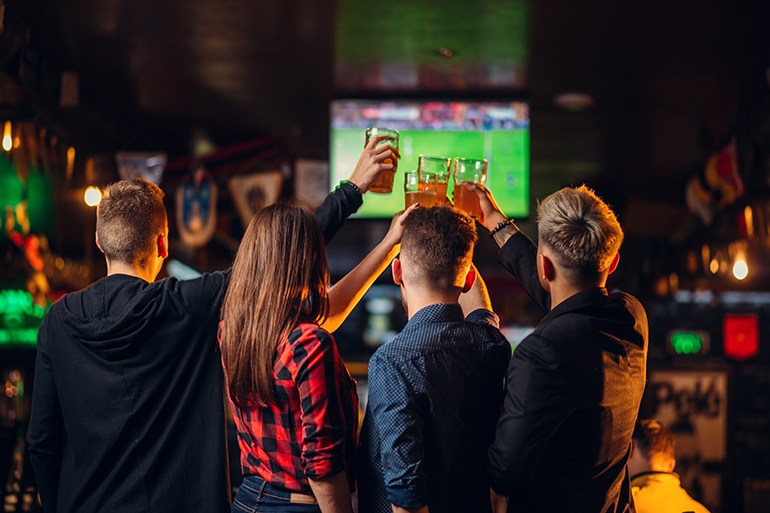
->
[[228, 171, 283, 229], [176, 163, 217, 248]]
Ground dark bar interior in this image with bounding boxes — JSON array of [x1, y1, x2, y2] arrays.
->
[[1, 0, 770, 511]]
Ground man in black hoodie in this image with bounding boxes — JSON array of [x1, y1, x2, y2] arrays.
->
[[26, 137, 399, 513]]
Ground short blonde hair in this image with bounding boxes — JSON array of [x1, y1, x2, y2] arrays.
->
[[536, 185, 623, 285]]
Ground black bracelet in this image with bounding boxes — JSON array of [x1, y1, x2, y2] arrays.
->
[[489, 219, 512, 238], [341, 180, 361, 195]]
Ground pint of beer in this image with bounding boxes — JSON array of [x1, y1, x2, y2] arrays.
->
[[365, 127, 399, 194], [404, 170, 438, 209], [453, 158, 487, 218], [417, 155, 451, 206]]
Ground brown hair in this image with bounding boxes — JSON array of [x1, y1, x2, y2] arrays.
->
[[400, 206, 477, 292], [633, 419, 676, 463], [536, 185, 624, 286], [96, 178, 167, 266], [220, 203, 330, 407]]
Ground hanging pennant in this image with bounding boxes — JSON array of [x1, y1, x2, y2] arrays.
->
[[176, 162, 217, 248]]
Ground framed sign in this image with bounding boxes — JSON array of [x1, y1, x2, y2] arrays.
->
[[228, 171, 283, 229], [647, 369, 727, 511]]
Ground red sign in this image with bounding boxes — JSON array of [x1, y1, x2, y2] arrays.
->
[[723, 314, 759, 360]]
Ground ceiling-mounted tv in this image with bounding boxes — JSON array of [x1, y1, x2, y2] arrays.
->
[[330, 99, 529, 219]]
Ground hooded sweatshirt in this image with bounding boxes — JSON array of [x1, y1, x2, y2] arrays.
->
[[26, 182, 362, 513], [27, 271, 232, 513]]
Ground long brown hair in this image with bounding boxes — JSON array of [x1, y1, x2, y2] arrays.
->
[[221, 203, 330, 407]]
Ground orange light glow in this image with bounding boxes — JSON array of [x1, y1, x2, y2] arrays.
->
[[2, 121, 11, 151]]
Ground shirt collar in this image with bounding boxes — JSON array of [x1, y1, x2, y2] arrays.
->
[[630, 471, 681, 488], [406, 303, 465, 326]]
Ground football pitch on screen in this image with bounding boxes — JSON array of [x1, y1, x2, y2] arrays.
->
[[331, 128, 529, 218]]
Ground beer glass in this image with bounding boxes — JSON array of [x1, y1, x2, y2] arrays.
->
[[453, 158, 487, 218], [365, 127, 399, 194], [404, 170, 438, 209], [417, 155, 451, 206]]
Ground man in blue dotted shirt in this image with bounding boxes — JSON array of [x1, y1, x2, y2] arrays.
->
[[357, 206, 512, 513]]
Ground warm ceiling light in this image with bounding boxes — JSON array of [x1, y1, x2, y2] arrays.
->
[[554, 93, 595, 111]]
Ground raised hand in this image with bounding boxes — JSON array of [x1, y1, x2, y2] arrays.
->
[[383, 202, 419, 247], [465, 183, 508, 231], [348, 135, 401, 194]]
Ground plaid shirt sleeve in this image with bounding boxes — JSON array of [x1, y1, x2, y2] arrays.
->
[[290, 323, 358, 481]]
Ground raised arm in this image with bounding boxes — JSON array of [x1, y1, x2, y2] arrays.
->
[[467, 183, 517, 248], [321, 204, 418, 333], [467, 183, 550, 312], [314, 134, 400, 243], [458, 265, 493, 317]]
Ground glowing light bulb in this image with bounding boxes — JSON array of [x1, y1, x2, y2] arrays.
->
[[2, 121, 12, 151], [733, 259, 748, 280], [84, 187, 102, 207]]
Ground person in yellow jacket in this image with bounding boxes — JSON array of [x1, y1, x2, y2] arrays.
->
[[628, 419, 711, 513]]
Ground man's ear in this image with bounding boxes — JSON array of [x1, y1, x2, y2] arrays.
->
[[95, 232, 104, 254], [541, 254, 556, 282], [158, 234, 168, 259], [608, 252, 620, 275], [461, 267, 476, 293], [392, 257, 403, 286]]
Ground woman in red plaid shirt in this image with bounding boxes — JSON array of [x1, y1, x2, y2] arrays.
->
[[220, 202, 413, 513]]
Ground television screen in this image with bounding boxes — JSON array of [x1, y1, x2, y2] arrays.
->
[[330, 100, 530, 218]]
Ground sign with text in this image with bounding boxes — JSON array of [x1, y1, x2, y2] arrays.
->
[[648, 369, 727, 511]]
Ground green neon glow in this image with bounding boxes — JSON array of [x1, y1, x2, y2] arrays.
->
[[670, 332, 704, 355], [0, 289, 49, 348], [0, 328, 39, 347], [0, 289, 45, 320]]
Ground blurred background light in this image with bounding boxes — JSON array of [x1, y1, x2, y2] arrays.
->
[[733, 259, 748, 280], [84, 187, 102, 207]]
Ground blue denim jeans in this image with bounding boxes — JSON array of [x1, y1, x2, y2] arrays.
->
[[231, 476, 321, 513]]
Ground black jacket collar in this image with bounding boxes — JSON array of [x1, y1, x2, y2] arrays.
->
[[541, 287, 609, 324]]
